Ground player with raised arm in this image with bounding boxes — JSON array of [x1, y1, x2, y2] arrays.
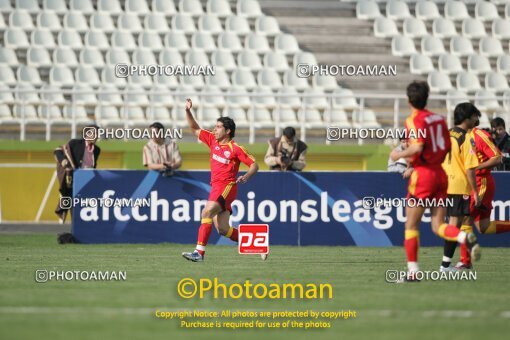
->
[[390, 82, 480, 282], [181, 99, 261, 262]]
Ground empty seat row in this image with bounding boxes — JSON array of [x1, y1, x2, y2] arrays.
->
[[358, 0, 509, 22], [409, 54, 510, 76], [3, 28, 300, 54], [0, 0, 264, 18], [1, 10, 281, 37]]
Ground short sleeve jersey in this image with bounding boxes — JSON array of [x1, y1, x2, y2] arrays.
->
[[405, 109, 451, 168], [199, 129, 255, 185]]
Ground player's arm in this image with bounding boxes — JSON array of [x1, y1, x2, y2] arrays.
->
[[237, 162, 259, 184], [466, 168, 480, 207], [185, 98, 201, 137], [475, 130, 502, 170], [390, 142, 423, 161]]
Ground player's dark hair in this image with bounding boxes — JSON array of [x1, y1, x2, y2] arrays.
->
[[406, 81, 429, 110], [149, 122, 164, 130], [283, 126, 296, 139], [217, 117, 236, 138], [490, 117, 506, 129], [454, 102, 481, 125]]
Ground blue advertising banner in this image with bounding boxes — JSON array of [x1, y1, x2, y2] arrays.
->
[[72, 170, 510, 247]]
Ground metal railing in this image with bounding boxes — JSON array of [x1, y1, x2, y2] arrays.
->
[[1, 87, 509, 143]]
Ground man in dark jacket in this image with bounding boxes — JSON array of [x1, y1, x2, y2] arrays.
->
[[264, 127, 307, 171], [490, 118, 510, 171], [53, 125, 101, 222]]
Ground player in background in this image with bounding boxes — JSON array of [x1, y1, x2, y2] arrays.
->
[[456, 105, 510, 269], [439, 103, 480, 272], [181, 99, 260, 262], [390, 81, 480, 281]]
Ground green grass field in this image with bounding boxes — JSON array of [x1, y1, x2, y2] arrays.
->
[[1, 234, 509, 340]]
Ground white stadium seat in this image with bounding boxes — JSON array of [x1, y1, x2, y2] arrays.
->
[[53, 47, 78, 67], [227, 87, 252, 109], [111, 31, 137, 52], [145, 13, 171, 33], [428, 71, 453, 93], [27, 47, 52, 67], [172, 14, 196, 34], [475, 90, 500, 112], [179, 0, 204, 17], [492, 19, 510, 40], [63, 11, 88, 33], [446, 90, 469, 110], [159, 48, 183, 66], [37, 11, 61, 32], [49, 65, 75, 87], [238, 50, 263, 71], [118, 13, 143, 33], [9, 10, 35, 31], [313, 74, 338, 92], [386, 0, 411, 21], [421, 36, 445, 57], [70, 0, 94, 15], [257, 68, 283, 91], [192, 32, 216, 53], [132, 49, 157, 65], [198, 14, 223, 35], [218, 32, 243, 53], [374, 17, 399, 38], [356, 0, 381, 20], [403, 18, 428, 38], [432, 18, 457, 39], [97, 0, 122, 15], [456, 71, 482, 93], [497, 55, 510, 75], [479, 37, 505, 57], [438, 53, 463, 75], [333, 88, 360, 111], [449, 36, 474, 57], [467, 55, 492, 75], [205, 67, 231, 90], [246, 33, 272, 54], [139, 31, 163, 52], [237, 0, 263, 19], [410, 54, 434, 75], [462, 18, 486, 39], [164, 32, 190, 52], [274, 33, 300, 55], [185, 49, 210, 66], [444, 0, 469, 21], [231, 68, 257, 90], [415, 1, 440, 21], [101, 66, 127, 88], [31, 28, 55, 48], [211, 49, 237, 72], [5, 28, 30, 49], [278, 87, 302, 110], [90, 13, 116, 33], [0, 64, 17, 86], [106, 48, 131, 65], [207, 0, 232, 18], [43, 0, 66, 15], [58, 29, 83, 50], [255, 16, 281, 36], [475, 1, 499, 22], [17, 65, 42, 86], [125, 0, 150, 15], [16, 0, 39, 13], [252, 87, 276, 109], [284, 69, 310, 91], [225, 15, 251, 36], [75, 65, 101, 87], [485, 72, 509, 93], [264, 51, 290, 72], [293, 52, 318, 68], [152, 0, 177, 16], [0, 47, 19, 66], [392, 36, 417, 57], [85, 30, 110, 51]]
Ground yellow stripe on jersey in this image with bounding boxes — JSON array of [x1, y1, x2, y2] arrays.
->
[[475, 129, 501, 157], [479, 177, 487, 200], [408, 170, 418, 195], [221, 182, 236, 198], [237, 144, 256, 161], [405, 111, 423, 145]]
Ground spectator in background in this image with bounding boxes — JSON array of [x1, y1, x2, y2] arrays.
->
[[388, 138, 413, 177], [490, 118, 510, 171], [143, 122, 182, 176], [53, 125, 101, 223], [264, 126, 307, 171]]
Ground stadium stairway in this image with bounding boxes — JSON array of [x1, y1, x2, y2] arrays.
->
[[259, 0, 426, 94]]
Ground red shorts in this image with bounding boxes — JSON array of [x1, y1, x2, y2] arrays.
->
[[470, 175, 495, 221], [407, 166, 447, 200], [209, 181, 237, 213]]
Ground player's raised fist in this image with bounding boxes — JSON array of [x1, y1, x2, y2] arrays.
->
[[185, 98, 193, 110]]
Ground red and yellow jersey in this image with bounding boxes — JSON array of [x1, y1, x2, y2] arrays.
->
[[199, 129, 255, 185], [442, 127, 479, 195], [469, 128, 501, 178], [405, 109, 451, 168]]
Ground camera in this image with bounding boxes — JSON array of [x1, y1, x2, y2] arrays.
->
[[161, 167, 174, 177]]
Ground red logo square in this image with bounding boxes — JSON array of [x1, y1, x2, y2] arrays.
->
[[238, 224, 269, 255]]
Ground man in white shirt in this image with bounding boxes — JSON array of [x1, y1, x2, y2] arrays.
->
[[143, 122, 182, 175]]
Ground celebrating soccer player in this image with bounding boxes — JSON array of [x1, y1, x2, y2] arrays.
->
[[182, 99, 260, 262], [439, 103, 480, 272], [390, 82, 480, 281]]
